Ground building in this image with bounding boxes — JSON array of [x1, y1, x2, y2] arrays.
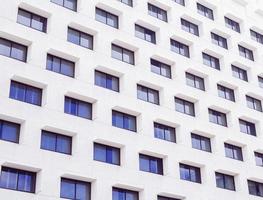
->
[[0, 0, 263, 199]]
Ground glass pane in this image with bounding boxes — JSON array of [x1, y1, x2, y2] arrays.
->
[[126, 192, 138, 200], [61, 60, 74, 77], [41, 131, 56, 151], [96, 9, 107, 24], [64, 98, 77, 115], [51, 56, 61, 73], [225, 176, 235, 190], [64, 0, 77, 11], [124, 116, 136, 131], [111, 45, 123, 61], [148, 90, 158, 104], [123, 49, 134, 64], [180, 165, 190, 180], [10, 82, 26, 102], [61, 179, 75, 199], [17, 10, 31, 27], [135, 25, 145, 40], [11, 43, 27, 61], [94, 144, 106, 162], [107, 14, 118, 28], [17, 172, 34, 192], [111, 148, 120, 165], [95, 71, 107, 88], [51, 0, 63, 6], [137, 86, 147, 101], [78, 101, 92, 119], [68, 28, 80, 45], [1, 122, 19, 143], [216, 173, 224, 188], [0, 169, 18, 190], [191, 135, 201, 150], [154, 124, 165, 140], [175, 98, 185, 113], [112, 112, 124, 129], [57, 135, 71, 154], [0, 39, 11, 57], [76, 183, 89, 200], [25, 87, 41, 105], [31, 15, 45, 31], [80, 33, 92, 49], [139, 155, 150, 172]]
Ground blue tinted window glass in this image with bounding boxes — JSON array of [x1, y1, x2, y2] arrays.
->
[[41, 131, 56, 151], [94, 144, 107, 162], [1, 121, 19, 143], [61, 179, 75, 199], [0, 169, 18, 190], [0, 38, 11, 57], [10, 81, 26, 101], [25, 87, 41, 105], [76, 182, 89, 200], [17, 172, 33, 192], [56, 135, 71, 154]]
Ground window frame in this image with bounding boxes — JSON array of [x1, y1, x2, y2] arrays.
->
[[248, 180, 263, 197], [111, 44, 135, 65], [239, 119, 256, 136], [238, 45, 254, 61], [185, 72, 205, 91], [215, 172, 236, 191], [250, 29, 263, 44], [0, 119, 20, 143], [246, 95, 262, 112], [217, 84, 235, 102], [191, 133, 211, 152], [95, 70, 119, 92], [231, 65, 248, 81], [67, 27, 93, 50], [179, 163, 201, 183], [175, 97, 195, 116], [202, 52, 220, 70], [135, 24, 156, 44], [148, 3, 168, 22], [139, 154, 163, 175], [181, 18, 199, 36], [224, 143, 243, 161], [196, 3, 214, 20], [137, 84, 160, 105], [112, 187, 139, 200], [150, 59, 172, 78], [211, 32, 228, 49], [112, 110, 137, 132], [224, 17, 240, 33], [208, 109, 227, 127], [95, 7, 119, 29], [154, 122, 176, 143], [170, 39, 190, 58]]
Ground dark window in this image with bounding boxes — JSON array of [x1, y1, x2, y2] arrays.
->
[[9, 81, 42, 106], [139, 154, 163, 175], [208, 109, 227, 127], [224, 143, 243, 161], [202, 52, 220, 70], [158, 196, 180, 200], [211, 33, 228, 49], [0, 38, 27, 62], [0, 167, 36, 193], [248, 180, 263, 197], [258, 76, 263, 88], [185, 72, 205, 91], [51, 0, 77, 11], [0, 119, 20, 143], [191, 133, 211, 152], [112, 110, 136, 132], [112, 187, 139, 200], [154, 122, 176, 143], [137, 85, 159, 105], [173, 0, 185, 6], [239, 119, 256, 136], [250, 29, 263, 44], [95, 70, 119, 92], [148, 3, 167, 22], [215, 172, 235, 191], [225, 17, 240, 33], [175, 97, 195, 116], [119, 0, 133, 7], [179, 163, 201, 183], [151, 59, 171, 78], [17, 9, 47, 32], [111, 44, 134, 65], [181, 19, 199, 36], [238, 45, 254, 61], [246, 95, 262, 112], [170, 39, 190, 57], [41, 130, 72, 155], [255, 152, 263, 167], [135, 24, 156, 44], [60, 178, 91, 200], [94, 143, 120, 165], [67, 27, 93, 50], [197, 3, 213, 20], [231, 65, 248, 81], [46, 54, 75, 77], [217, 84, 235, 102], [64, 97, 92, 119], [95, 8, 118, 28]]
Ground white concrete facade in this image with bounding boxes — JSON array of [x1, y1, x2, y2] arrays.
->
[[0, 0, 263, 199]]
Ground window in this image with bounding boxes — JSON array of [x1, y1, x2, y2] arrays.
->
[[258, 76, 263, 88], [154, 122, 176, 143], [137, 85, 159, 105], [60, 178, 91, 200], [248, 180, 263, 197], [238, 45, 254, 61], [0, 38, 27, 62], [202, 53, 220, 70], [170, 39, 190, 57], [111, 44, 134, 65], [67, 27, 93, 50], [64, 97, 92, 119], [17, 8, 47, 32], [255, 152, 263, 167], [197, 3, 213, 20], [239, 119, 256, 136], [41, 130, 72, 155], [95, 70, 119, 92], [158, 196, 180, 200], [225, 17, 240, 33], [95, 8, 118, 28], [112, 110, 136, 132], [9, 81, 42, 106], [211, 33, 228, 49], [215, 172, 235, 191], [173, 0, 185, 6], [224, 143, 243, 161], [208, 109, 227, 127], [246, 95, 262, 112], [250, 29, 263, 44], [135, 24, 156, 44], [0, 119, 20, 143], [151, 59, 171, 78], [231, 65, 248, 81], [112, 187, 139, 200], [139, 154, 163, 175], [0, 167, 36, 193], [181, 19, 199, 36], [175, 97, 195, 116], [119, 0, 133, 7], [191, 133, 211, 152], [185, 72, 205, 91], [179, 163, 201, 183], [94, 143, 120, 165], [51, 0, 77, 11], [217, 84, 235, 102], [46, 54, 75, 77], [148, 3, 167, 22]]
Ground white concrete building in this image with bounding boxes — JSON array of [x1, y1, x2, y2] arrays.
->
[[0, 0, 263, 199]]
